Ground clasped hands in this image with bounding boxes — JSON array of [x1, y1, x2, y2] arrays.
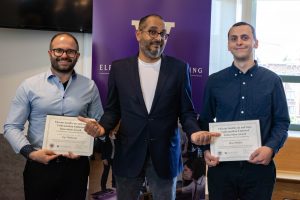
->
[[29, 150, 80, 165]]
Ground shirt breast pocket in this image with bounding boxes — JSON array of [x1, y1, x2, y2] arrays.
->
[[250, 91, 272, 116]]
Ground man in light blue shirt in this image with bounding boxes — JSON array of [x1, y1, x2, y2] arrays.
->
[[4, 32, 103, 200]]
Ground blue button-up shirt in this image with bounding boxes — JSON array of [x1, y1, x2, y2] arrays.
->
[[199, 62, 290, 153], [4, 70, 103, 153]]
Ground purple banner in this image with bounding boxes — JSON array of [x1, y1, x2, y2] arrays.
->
[[92, 0, 212, 113]]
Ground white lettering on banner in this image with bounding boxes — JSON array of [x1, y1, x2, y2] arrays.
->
[[131, 20, 175, 34], [190, 67, 203, 77], [98, 64, 111, 74]]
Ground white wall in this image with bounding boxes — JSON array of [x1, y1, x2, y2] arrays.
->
[[209, 0, 256, 74], [0, 28, 92, 133], [209, 0, 237, 74]]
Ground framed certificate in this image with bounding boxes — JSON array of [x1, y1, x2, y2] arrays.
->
[[42, 115, 94, 156], [209, 120, 261, 161]]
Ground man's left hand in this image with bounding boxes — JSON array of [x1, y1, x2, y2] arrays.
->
[[248, 146, 273, 165]]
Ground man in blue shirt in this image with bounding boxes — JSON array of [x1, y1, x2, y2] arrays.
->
[[199, 22, 290, 199], [4, 32, 103, 200]]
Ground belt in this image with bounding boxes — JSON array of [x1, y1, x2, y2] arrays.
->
[[48, 156, 69, 164], [48, 156, 87, 164]]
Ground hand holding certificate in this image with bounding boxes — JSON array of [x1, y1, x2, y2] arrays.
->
[[42, 115, 94, 156], [209, 120, 261, 162]]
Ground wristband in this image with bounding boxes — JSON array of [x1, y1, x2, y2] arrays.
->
[[20, 145, 37, 160]]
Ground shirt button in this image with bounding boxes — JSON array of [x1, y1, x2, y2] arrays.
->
[[235, 74, 237, 76], [242, 82, 246, 85], [242, 96, 245, 99], [241, 111, 244, 114], [250, 74, 253, 77]]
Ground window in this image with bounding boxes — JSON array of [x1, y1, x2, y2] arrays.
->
[[255, 0, 300, 131]]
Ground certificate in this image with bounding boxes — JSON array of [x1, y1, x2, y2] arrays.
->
[[42, 115, 94, 156], [209, 120, 261, 161]]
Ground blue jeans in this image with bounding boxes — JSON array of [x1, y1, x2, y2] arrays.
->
[[115, 157, 177, 200]]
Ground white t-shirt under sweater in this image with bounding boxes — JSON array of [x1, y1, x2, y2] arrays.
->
[[138, 58, 161, 113]]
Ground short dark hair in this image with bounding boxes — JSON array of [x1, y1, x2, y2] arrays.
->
[[49, 32, 79, 50], [228, 22, 257, 40], [184, 159, 193, 170], [138, 14, 163, 30], [184, 158, 206, 180]]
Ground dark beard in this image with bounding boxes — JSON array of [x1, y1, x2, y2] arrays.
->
[[51, 57, 77, 73]]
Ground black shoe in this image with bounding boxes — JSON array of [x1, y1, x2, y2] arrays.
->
[[91, 190, 103, 196]]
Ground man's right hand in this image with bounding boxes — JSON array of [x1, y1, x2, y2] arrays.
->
[[190, 131, 220, 145], [28, 149, 60, 165], [78, 116, 105, 137], [204, 150, 219, 167]]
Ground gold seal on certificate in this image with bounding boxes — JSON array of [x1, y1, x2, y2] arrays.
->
[[209, 120, 261, 161], [42, 115, 94, 156]]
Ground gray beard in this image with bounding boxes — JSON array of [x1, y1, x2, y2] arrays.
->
[[145, 49, 161, 59], [143, 44, 165, 59]]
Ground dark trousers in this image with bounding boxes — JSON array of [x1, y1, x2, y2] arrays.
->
[[101, 159, 115, 190], [207, 161, 276, 200], [23, 156, 89, 200]]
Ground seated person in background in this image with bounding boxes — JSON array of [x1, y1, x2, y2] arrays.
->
[[176, 158, 206, 200]]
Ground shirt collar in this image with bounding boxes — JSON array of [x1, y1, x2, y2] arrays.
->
[[230, 60, 259, 77]]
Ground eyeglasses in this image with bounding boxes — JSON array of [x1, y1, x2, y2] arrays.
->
[[51, 48, 78, 58], [142, 30, 169, 40]]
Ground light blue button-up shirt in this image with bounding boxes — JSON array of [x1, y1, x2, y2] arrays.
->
[[4, 70, 103, 153]]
